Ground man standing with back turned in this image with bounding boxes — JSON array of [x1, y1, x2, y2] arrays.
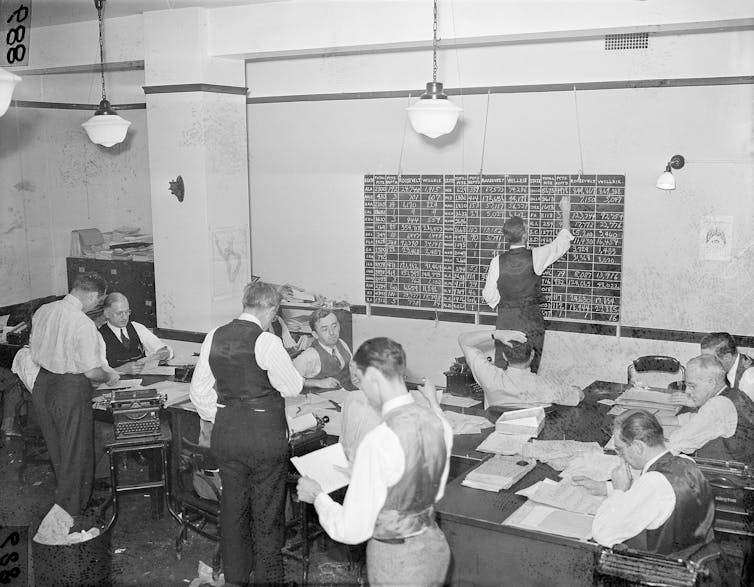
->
[[482, 195, 572, 372], [190, 281, 303, 586], [30, 272, 119, 516]]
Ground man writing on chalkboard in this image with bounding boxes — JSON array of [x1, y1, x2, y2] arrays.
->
[[482, 195, 572, 372]]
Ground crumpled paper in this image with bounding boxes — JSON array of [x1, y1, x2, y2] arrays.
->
[[33, 504, 101, 545], [187, 560, 224, 587]]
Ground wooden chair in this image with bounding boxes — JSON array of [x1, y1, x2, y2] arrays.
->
[[627, 356, 685, 391]]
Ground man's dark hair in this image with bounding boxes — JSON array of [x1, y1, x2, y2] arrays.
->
[[615, 410, 665, 448], [353, 337, 406, 381], [700, 332, 737, 358], [242, 281, 281, 310], [72, 272, 108, 295], [502, 340, 533, 365], [502, 216, 525, 244], [309, 308, 337, 332]]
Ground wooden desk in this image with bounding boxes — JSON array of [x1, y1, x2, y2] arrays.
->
[[436, 380, 624, 587]]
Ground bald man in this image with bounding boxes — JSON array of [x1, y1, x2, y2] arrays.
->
[[98, 293, 173, 373]]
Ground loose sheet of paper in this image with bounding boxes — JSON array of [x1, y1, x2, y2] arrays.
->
[[290, 443, 350, 494], [504, 502, 593, 540], [97, 379, 143, 390], [440, 394, 482, 408], [138, 366, 176, 376], [528, 479, 605, 515], [559, 453, 622, 482]]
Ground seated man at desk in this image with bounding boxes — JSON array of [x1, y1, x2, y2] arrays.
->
[[700, 331, 754, 397], [575, 410, 715, 557], [457, 329, 583, 409], [293, 308, 357, 390], [666, 354, 754, 467], [98, 293, 173, 372]]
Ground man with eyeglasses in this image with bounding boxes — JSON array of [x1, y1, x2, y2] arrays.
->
[[98, 292, 173, 373]]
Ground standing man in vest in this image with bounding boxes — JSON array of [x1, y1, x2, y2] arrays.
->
[[293, 308, 357, 390], [700, 331, 754, 399], [30, 272, 120, 516], [189, 281, 303, 586], [98, 292, 173, 372], [574, 410, 715, 557], [297, 337, 453, 586], [482, 196, 573, 372]]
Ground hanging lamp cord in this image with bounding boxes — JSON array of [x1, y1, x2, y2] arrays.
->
[[432, 0, 438, 83], [96, 0, 107, 103]]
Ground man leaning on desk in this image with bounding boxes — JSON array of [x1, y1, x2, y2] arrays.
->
[[293, 308, 357, 390], [98, 292, 173, 373]]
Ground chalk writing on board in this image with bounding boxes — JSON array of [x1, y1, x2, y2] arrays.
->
[[364, 174, 624, 324]]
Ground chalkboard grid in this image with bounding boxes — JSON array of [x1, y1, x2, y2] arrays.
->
[[364, 174, 624, 324]]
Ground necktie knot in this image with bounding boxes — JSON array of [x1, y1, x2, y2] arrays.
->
[[120, 328, 130, 346]]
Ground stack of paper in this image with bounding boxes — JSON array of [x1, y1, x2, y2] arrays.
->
[[612, 387, 681, 416], [495, 407, 545, 438], [442, 411, 494, 435], [290, 443, 350, 494], [476, 432, 530, 455], [461, 455, 536, 492], [559, 453, 622, 482], [503, 501, 594, 540], [521, 440, 603, 462], [526, 478, 606, 515]]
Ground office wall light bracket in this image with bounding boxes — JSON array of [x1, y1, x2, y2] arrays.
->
[[406, 0, 462, 139], [81, 0, 131, 148], [656, 154, 685, 191]]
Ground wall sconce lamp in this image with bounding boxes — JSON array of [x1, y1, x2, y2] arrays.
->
[[0, 67, 21, 117], [406, 0, 462, 139], [81, 0, 131, 147], [656, 154, 685, 191]]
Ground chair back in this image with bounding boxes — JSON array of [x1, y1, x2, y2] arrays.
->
[[628, 355, 685, 389]]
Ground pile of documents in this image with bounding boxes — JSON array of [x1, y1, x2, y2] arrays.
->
[[462, 455, 536, 492], [609, 386, 681, 417], [495, 407, 545, 437], [441, 410, 494, 435], [521, 439, 604, 470]]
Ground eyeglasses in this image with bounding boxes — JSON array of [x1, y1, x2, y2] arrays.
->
[[112, 309, 131, 317]]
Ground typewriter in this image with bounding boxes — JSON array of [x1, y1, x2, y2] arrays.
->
[[289, 414, 329, 457], [108, 388, 164, 440], [595, 546, 711, 587]]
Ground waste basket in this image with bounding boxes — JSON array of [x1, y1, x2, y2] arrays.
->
[[32, 522, 112, 587]]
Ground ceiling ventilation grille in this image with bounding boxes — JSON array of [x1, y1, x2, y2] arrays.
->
[[604, 33, 649, 51]]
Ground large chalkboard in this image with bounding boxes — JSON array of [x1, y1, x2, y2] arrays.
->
[[364, 174, 624, 323]]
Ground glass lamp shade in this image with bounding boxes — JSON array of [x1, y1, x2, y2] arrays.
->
[[407, 83, 463, 139], [0, 67, 22, 117], [655, 171, 676, 191], [82, 112, 131, 147]]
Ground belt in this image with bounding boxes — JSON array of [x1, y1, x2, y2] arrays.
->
[[373, 537, 405, 545]]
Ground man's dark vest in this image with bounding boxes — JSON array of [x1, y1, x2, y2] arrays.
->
[[497, 248, 541, 308], [208, 320, 281, 409], [372, 401, 447, 540], [625, 452, 715, 557], [99, 322, 144, 368], [719, 387, 754, 468], [310, 340, 356, 391], [733, 354, 754, 390]]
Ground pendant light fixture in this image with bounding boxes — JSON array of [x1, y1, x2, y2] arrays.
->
[[81, 0, 131, 147], [0, 67, 21, 117], [406, 0, 462, 139], [656, 154, 685, 191]]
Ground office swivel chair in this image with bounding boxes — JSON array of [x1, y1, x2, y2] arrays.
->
[[627, 356, 686, 391]]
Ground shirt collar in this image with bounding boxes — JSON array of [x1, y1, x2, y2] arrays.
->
[[714, 385, 728, 397], [238, 313, 263, 328], [728, 354, 740, 383], [642, 449, 671, 475], [63, 293, 83, 311], [107, 322, 127, 337], [510, 244, 526, 249], [381, 392, 414, 417]]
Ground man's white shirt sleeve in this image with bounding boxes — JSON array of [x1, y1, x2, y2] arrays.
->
[[667, 395, 738, 454], [131, 321, 174, 360], [189, 328, 220, 423], [592, 471, 676, 547], [255, 331, 304, 396], [292, 347, 321, 379]]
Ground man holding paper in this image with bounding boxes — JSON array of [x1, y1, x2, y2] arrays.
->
[[98, 292, 173, 373], [573, 410, 715, 557], [189, 281, 303, 586], [297, 337, 453, 586], [457, 329, 583, 409]]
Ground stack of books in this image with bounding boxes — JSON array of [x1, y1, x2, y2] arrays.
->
[[462, 455, 536, 492]]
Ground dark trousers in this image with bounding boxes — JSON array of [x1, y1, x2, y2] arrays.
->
[[494, 304, 545, 373], [212, 404, 288, 585], [32, 368, 93, 516]]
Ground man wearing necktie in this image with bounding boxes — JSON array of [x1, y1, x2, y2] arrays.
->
[[293, 308, 358, 390], [97, 292, 173, 373], [700, 331, 754, 398]]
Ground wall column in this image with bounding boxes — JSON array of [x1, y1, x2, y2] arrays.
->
[[143, 8, 250, 332]]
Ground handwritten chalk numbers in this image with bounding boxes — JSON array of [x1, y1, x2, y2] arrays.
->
[[0, 526, 27, 585], [3, 1, 30, 66]]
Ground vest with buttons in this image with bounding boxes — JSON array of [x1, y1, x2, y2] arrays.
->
[[99, 322, 144, 368], [208, 320, 281, 409], [719, 386, 754, 468], [372, 402, 447, 540], [497, 248, 541, 308], [310, 339, 356, 391], [625, 452, 715, 557]]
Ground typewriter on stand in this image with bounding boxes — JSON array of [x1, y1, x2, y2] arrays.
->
[[107, 388, 164, 440], [289, 414, 330, 457]]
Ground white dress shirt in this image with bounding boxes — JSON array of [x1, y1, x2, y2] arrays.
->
[[592, 450, 678, 548], [293, 339, 350, 378], [30, 294, 102, 374], [340, 389, 383, 463], [313, 393, 453, 545], [98, 321, 174, 367], [463, 343, 580, 408], [738, 368, 754, 402], [482, 229, 574, 309], [189, 313, 303, 423], [667, 388, 737, 454]]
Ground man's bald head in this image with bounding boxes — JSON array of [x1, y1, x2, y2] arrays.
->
[[685, 354, 727, 407]]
